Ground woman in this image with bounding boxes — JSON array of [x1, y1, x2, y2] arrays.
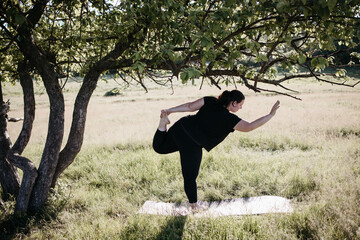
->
[[152, 90, 280, 211]]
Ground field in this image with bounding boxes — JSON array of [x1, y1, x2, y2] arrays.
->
[[1, 77, 360, 239]]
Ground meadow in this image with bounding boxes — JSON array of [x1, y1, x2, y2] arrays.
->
[[1, 76, 360, 239]]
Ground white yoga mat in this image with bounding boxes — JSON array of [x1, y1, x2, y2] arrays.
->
[[138, 196, 293, 217]]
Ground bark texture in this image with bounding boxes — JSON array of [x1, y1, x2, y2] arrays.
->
[[6, 61, 38, 213], [11, 61, 36, 155], [14, 1, 64, 212], [0, 97, 20, 200]]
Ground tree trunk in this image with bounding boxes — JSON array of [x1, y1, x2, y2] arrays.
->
[[6, 61, 38, 213], [51, 69, 100, 188], [0, 89, 20, 200], [16, 28, 64, 213], [0, 0, 63, 213], [11, 60, 36, 155], [27, 68, 64, 213], [8, 154, 38, 213]]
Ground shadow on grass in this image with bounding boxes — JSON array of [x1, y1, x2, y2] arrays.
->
[[0, 198, 65, 239], [156, 216, 187, 240], [0, 210, 61, 240], [0, 213, 37, 240]]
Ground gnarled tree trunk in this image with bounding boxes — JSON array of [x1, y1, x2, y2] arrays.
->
[[1, 0, 145, 214], [6, 60, 38, 213], [13, 1, 65, 211], [0, 81, 20, 200]]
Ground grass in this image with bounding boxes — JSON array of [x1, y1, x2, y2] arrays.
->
[[1, 77, 360, 239]]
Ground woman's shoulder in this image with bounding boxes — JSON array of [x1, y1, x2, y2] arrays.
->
[[204, 96, 218, 105]]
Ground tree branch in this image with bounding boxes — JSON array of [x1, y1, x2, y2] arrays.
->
[[214, 15, 277, 50], [52, 23, 147, 188], [11, 60, 35, 155], [7, 153, 38, 213], [306, 63, 360, 87], [256, 87, 302, 100]]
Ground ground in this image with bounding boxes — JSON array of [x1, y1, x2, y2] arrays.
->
[[1, 76, 360, 239]]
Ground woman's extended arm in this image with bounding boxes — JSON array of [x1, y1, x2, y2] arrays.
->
[[163, 98, 204, 115], [234, 100, 280, 132]]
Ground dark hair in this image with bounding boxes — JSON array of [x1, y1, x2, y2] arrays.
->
[[217, 90, 245, 107]]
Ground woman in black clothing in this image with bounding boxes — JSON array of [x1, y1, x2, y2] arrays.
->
[[152, 90, 280, 211]]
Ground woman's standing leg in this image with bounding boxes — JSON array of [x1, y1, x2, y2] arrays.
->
[[179, 146, 202, 204], [170, 122, 203, 204]]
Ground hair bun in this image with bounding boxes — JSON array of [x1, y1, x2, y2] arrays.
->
[[217, 90, 245, 107]]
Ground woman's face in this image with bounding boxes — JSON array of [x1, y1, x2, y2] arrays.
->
[[228, 100, 244, 113]]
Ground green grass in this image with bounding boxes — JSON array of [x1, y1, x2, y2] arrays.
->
[[1, 132, 360, 239], [1, 79, 360, 239]]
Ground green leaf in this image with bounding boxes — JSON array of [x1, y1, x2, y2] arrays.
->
[[201, 57, 207, 66], [299, 54, 307, 64], [211, 22, 222, 34], [285, 36, 292, 46], [311, 58, 319, 68], [138, 64, 144, 73], [318, 6, 330, 20], [167, 49, 175, 61], [350, 52, 360, 59], [276, 1, 288, 13], [303, 8, 309, 17], [131, 61, 145, 73], [200, 36, 213, 49], [327, 0, 337, 11], [14, 14, 26, 25], [191, 69, 201, 78], [260, 54, 268, 62], [311, 57, 328, 70], [281, 62, 288, 70], [335, 69, 346, 77], [190, 39, 200, 51], [180, 72, 188, 83]]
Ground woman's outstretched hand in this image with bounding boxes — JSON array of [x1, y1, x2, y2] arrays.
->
[[269, 100, 280, 116]]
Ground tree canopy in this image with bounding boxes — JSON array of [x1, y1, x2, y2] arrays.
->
[[0, 0, 359, 214], [2, 0, 360, 95]]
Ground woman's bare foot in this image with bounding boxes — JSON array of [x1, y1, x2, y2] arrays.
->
[[190, 202, 208, 213], [190, 203, 197, 210], [158, 110, 170, 131]]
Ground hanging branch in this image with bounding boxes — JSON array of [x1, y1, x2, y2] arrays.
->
[[256, 87, 302, 100], [306, 62, 360, 87], [117, 71, 130, 87], [200, 0, 218, 28], [253, 18, 292, 88], [207, 76, 221, 90]]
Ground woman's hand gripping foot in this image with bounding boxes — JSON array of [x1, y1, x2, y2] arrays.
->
[[158, 110, 170, 131]]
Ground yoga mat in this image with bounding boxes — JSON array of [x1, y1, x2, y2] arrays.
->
[[138, 196, 293, 217]]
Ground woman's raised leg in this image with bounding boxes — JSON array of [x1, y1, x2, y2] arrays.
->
[[152, 111, 177, 154]]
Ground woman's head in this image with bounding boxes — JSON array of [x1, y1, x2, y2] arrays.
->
[[218, 90, 245, 112]]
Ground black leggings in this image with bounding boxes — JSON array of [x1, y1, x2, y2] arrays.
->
[[152, 121, 202, 203]]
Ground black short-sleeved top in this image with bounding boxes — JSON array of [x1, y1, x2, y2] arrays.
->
[[179, 96, 241, 151]]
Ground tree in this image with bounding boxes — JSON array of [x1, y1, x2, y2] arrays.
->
[[0, 0, 359, 214], [136, 0, 360, 97], [0, 0, 153, 213]]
